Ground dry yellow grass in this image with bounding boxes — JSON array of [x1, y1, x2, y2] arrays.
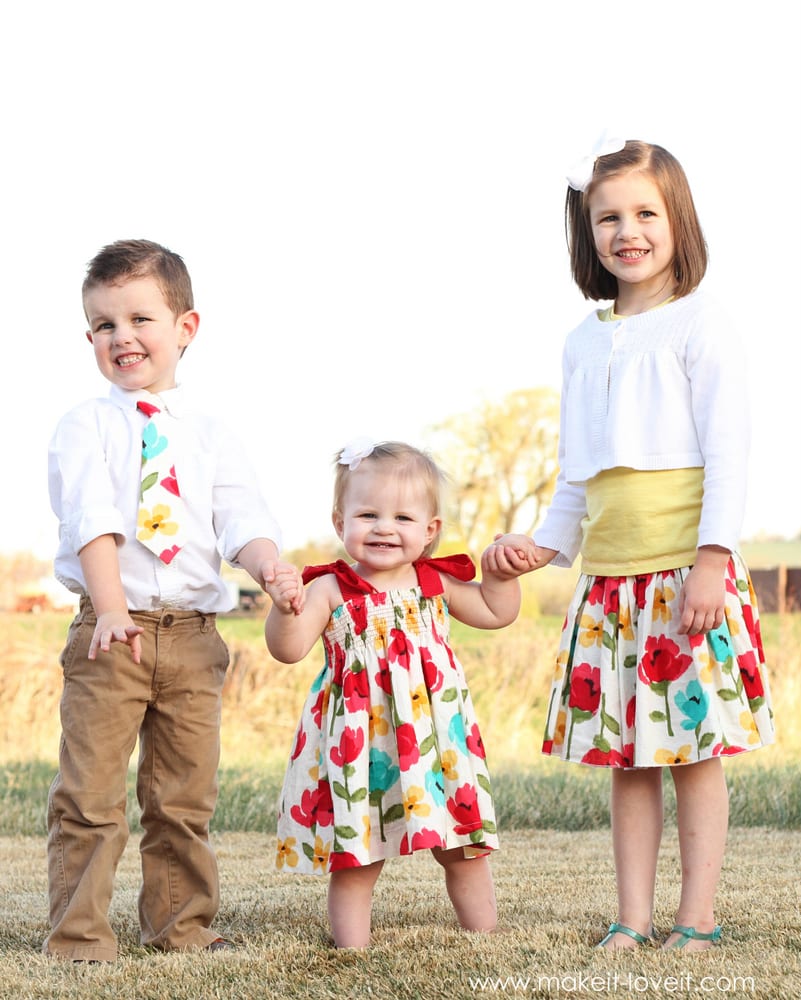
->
[[1, 828, 799, 999]]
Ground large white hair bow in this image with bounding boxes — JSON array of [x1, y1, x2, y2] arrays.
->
[[338, 436, 375, 470], [566, 131, 626, 192]]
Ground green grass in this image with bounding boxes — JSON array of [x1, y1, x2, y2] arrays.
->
[[5, 758, 800, 838]]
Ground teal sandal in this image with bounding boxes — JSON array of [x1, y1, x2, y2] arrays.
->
[[597, 922, 653, 948], [664, 924, 722, 949]]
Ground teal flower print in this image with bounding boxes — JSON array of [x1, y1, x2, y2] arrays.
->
[[675, 680, 709, 731], [425, 766, 445, 806], [142, 421, 168, 460], [448, 713, 467, 754], [369, 749, 399, 795]]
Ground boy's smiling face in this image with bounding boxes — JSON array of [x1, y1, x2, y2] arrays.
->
[[84, 275, 198, 395]]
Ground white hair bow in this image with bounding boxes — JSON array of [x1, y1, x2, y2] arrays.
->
[[338, 436, 375, 470], [566, 131, 626, 192]]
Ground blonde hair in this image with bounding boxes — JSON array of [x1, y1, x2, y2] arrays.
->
[[565, 140, 707, 301], [333, 441, 446, 558]]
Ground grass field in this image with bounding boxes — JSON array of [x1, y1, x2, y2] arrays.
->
[[1, 607, 800, 997]]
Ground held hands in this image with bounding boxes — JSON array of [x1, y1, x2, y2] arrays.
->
[[678, 547, 730, 636], [89, 611, 144, 663], [262, 560, 305, 615], [481, 533, 558, 580]]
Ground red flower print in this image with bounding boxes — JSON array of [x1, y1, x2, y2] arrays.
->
[[373, 656, 392, 696], [290, 787, 318, 828], [396, 723, 420, 770], [581, 745, 633, 768], [603, 581, 620, 617], [568, 662, 602, 714], [330, 726, 365, 768], [737, 650, 764, 700], [466, 723, 486, 759], [388, 628, 414, 669], [310, 688, 326, 730], [741, 603, 764, 654], [329, 851, 361, 871], [160, 465, 180, 497], [290, 727, 307, 761], [420, 647, 444, 692], [687, 632, 706, 649], [625, 696, 636, 730], [713, 742, 746, 757], [343, 664, 370, 711], [331, 642, 346, 686], [542, 738, 553, 754], [633, 574, 652, 609], [349, 597, 368, 636], [587, 579, 605, 607], [411, 829, 446, 851], [315, 779, 334, 827], [160, 545, 181, 564], [447, 784, 482, 835], [638, 635, 692, 685]]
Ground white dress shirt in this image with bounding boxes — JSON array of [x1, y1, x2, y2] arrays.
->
[[49, 384, 282, 612], [536, 289, 750, 567]]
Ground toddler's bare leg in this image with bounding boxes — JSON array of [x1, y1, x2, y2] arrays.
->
[[431, 847, 497, 932], [328, 860, 384, 948]]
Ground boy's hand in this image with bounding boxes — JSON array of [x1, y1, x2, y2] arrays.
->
[[481, 534, 557, 579], [261, 560, 305, 614], [89, 612, 144, 662]]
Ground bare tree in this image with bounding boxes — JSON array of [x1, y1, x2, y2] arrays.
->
[[431, 387, 560, 555]]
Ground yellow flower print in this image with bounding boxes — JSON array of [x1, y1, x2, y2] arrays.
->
[[276, 837, 298, 869], [362, 815, 371, 851], [697, 649, 713, 684], [617, 604, 635, 641], [410, 683, 431, 720], [312, 835, 331, 873], [727, 615, 741, 638], [137, 504, 179, 541], [553, 648, 568, 681], [369, 705, 390, 740], [403, 600, 421, 636], [441, 749, 458, 781], [739, 711, 760, 746], [433, 596, 447, 628], [553, 709, 567, 748], [652, 585, 675, 624], [578, 614, 604, 648], [373, 618, 388, 654], [654, 744, 692, 765], [403, 786, 431, 820]]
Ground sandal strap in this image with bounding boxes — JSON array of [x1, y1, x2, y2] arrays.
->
[[670, 924, 722, 944], [599, 922, 651, 946]]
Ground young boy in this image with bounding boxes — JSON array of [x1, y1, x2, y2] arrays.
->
[[44, 239, 298, 961]]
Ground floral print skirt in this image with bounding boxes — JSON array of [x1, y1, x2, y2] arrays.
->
[[542, 554, 774, 768]]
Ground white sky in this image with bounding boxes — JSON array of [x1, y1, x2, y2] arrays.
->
[[4, 1, 800, 560]]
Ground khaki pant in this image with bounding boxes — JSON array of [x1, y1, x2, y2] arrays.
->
[[43, 600, 230, 961]]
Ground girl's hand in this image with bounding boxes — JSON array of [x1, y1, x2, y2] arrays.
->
[[263, 561, 306, 615], [89, 611, 144, 662], [678, 546, 730, 635], [481, 534, 557, 579]]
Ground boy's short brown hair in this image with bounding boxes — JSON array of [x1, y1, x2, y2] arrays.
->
[[82, 239, 194, 317]]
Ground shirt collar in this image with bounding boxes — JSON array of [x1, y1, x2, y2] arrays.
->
[[109, 383, 186, 417]]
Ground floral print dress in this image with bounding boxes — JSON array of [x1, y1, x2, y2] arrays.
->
[[542, 554, 774, 768], [276, 557, 498, 874]]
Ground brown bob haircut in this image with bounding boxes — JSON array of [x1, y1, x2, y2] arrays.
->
[[565, 141, 707, 302], [82, 239, 194, 318]]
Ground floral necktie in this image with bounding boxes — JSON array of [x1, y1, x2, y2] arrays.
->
[[136, 401, 186, 564]]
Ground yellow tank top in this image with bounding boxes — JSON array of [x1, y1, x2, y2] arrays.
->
[[581, 467, 703, 576]]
